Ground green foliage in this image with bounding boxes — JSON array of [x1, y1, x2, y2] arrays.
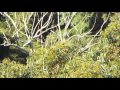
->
[[0, 12, 120, 78], [63, 58, 101, 78], [68, 12, 93, 36], [0, 59, 25, 78]]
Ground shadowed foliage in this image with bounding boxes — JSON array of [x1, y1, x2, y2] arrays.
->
[[0, 45, 29, 64]]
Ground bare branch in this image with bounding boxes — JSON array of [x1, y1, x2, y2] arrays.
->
[[3, 12, 19, 37]]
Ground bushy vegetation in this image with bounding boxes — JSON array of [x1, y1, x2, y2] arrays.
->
[[0, 12, 120, 78]]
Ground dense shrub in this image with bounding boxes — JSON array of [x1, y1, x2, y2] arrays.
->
[[0, 12, 120, 78]]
